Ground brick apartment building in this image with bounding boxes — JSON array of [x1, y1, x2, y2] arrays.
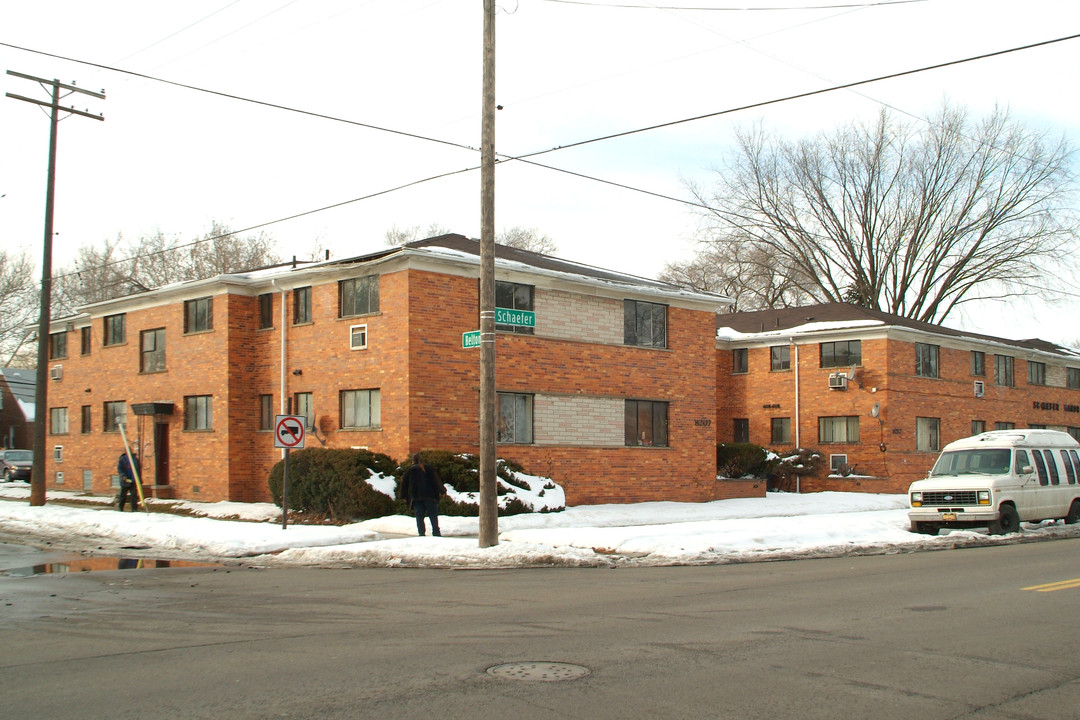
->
[[716, 303, 1080, 493], [40, 235, 735, 506]]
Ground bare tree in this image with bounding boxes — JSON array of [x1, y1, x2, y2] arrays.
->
[[688, 104, 1077, 323], [496, 226, 558, 255], [0, 250, 39, 366], [384, 223, 450, 247], [53, 221, 281, 315]]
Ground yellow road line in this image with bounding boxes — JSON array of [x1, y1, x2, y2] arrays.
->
[[1023, 578, 1080, 592]]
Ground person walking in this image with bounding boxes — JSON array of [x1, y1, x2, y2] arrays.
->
[[401, 453, 445, 537], [117, 445, 141, 512]]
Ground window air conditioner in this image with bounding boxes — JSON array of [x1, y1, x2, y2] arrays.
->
[[828, 373, 848, 390], [974, 380, 985, 398], [49, 365, 63, 381]]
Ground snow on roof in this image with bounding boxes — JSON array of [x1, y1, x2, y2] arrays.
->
[[717, 319, 885, 341]]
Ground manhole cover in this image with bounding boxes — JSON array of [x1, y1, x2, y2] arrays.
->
[[486, 662, 590, 682]]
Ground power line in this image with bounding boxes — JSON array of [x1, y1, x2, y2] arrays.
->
[[541, 0, 924, 9]]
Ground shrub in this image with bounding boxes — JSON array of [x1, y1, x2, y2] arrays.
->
[[268, 448, 398, 521], [395, 451, 541, 517], [769, 448, 825, 491], [716, 443, 775, 479]]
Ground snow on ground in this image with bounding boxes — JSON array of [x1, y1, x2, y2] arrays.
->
[[1, 482, 1077, 568]]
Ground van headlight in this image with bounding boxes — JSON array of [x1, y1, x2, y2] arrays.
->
[[978, 490, 990, 505], [910, 491, 923, 507]]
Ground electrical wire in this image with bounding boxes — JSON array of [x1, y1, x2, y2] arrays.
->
[[541, 0, 924, 9]]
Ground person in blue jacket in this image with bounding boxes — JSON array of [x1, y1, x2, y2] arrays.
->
[[117, 445, 141, 512]]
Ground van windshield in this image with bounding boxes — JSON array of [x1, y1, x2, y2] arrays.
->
[[930, 448, 1012, 477]]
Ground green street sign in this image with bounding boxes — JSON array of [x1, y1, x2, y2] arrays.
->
[[462, 330, 481, 348], [496, 307, 535, 327]]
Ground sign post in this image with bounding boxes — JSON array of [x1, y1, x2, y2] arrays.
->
[[274, 415, 306, 529]]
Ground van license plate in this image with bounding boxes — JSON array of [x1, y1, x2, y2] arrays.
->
[[942, 513, 957, 521]]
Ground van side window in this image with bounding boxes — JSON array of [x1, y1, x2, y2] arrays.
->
[[1060, 450, 1076, 484], [1070, 450, 1080, 484], [1031, 451, 1049, 486], [1043, 450, 1060, 485], [1015, 450, 1030, 474]]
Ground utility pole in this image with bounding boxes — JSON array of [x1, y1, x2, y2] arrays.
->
[[478, 0, 499, 547], [6, 70, 104, 506]]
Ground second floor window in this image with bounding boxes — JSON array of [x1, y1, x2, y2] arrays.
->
[[258, 293, 274, 329], [732, 348, 748, 374], [185, 297, 213, 333], [495, 281, 535, 334], [80, 327, 91, 355], [1069, 368, 1080, 389], [915, 343, 939, 378], [971, 351, 986, 377], [820, 340, 860, 368], [624, 300, 667, 348], [771, 345, 790, 371], [1028, 361, 1046, 386], [293, 286, 312, 324], [48, 331, 67, 360], [184, 395, 213, 431], [104, 314, 126, 346], [995, 355, 1014, 387], [340, 275, 380, 317], [140, 328, 166, 373]]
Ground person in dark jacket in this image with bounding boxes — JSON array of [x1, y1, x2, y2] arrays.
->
[[117, 446, 141, 512], [401, 453, 445, 537]]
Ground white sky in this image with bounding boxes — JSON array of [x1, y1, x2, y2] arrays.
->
[[2, 1, 1079, 340], [2, 484, 1078, 568]]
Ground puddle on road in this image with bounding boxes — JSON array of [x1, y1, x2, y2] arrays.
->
[[2, 556, 221, 577]]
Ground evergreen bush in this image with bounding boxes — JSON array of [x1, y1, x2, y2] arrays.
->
[[268, 448, 398, 521]]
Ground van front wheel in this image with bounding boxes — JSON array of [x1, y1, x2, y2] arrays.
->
[[1064, 501, 1080, 525], [989, 505, 1020, 535]]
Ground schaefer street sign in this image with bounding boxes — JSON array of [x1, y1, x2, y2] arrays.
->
[[495, 307, 535, 327]]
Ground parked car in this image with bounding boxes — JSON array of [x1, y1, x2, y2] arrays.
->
[[0, 449, 33, 482]]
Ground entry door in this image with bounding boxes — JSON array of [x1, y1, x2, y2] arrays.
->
[[154, 422, 169, 485]]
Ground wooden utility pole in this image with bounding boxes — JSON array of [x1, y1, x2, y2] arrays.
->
[[6, 71, 104, 506], [478, 0, 499, 547]]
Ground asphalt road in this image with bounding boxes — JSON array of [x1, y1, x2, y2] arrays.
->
[[2, 540, 1079, 720]]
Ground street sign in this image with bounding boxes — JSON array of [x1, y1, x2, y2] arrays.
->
[[274, 415, 306, 449], [462, 330, 481, 348], [496, 307, 535, 327]]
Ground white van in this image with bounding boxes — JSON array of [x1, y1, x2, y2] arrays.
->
[[908, 429, 1080, 535]]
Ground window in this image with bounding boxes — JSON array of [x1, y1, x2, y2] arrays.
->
[[971, 351, 985, 377], [259, 395, 274, 431], [49, 407, 69, 435], [732, 348, 748, 374], [1069, 368, 1080, 389], [994, 355, 1014, 387], [339, 275, 380, 317], [971, 420, 986, 436], [916, 417, 940, 452], [1069, 428, 1080, 443], [819, 416, 859, 443], [771, 417, 792, 444], [994, 421, 1015, 430], [293, 286, 312, 324], [81, 405, 91, 434], [184, 297, 213, 333], [1028, 361, 1046, 386], [733, 418, 749, 443], [1032, 450, 1049, 486], [497, 392, 533, 443], [820, 340, 860, 368], [104, 401, 126, 432], [623, 300, 667, 349], [294, 392, 314, 429], [48, 331, 67, 360], [53, 446, 63, 464], [184, 395, 213, 431], [140, 328, 166, 373], [258, 293, 274, 329], [829, 454, 848, 473], [340, 389, 381, 429], [350, 324, 368, 350], [80, 327, 91, 355], [770, 345, 790, 371], [915, 343, 939, 378], [1061, 450, 1077, 485], [495, 281, 534, 335], [103, 314, 126, 346], [625, 399, 668, 447]]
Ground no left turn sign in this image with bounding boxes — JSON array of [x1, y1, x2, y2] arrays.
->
[[274, 415, 307, 449]]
